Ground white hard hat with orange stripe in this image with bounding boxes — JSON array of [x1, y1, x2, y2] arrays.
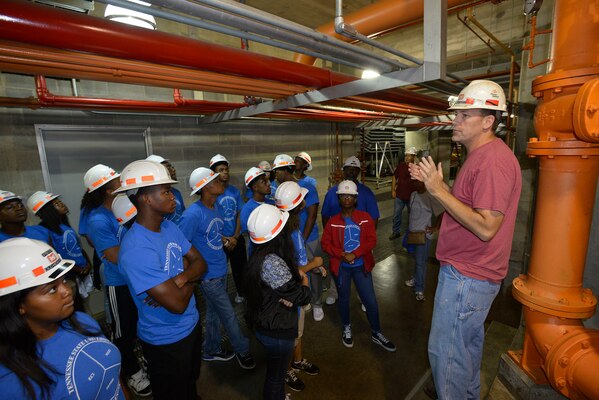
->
[[146, 154, 168, 163], [248, 204, 289, 244], [272, 154, 295, 170], [257, 160, 272, 172], [83, 164, 120, 193], [189, 167, 220, 196], [209, 154, 229, 169], [448, 80, 507, 111], [275, 181, 308, 212], [244, 167, 265, 188], [0, 190, 21, 205], [111, 194, 137, 225], [295, 152, 313, 171], [27, 191, 60, 215], [0, 238, 74, 296], [113, 160, 177, 194]]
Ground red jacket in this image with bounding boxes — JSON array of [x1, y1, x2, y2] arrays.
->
[[321, 209, 377, 277]]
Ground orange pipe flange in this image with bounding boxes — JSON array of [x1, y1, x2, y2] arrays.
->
[[511, 0, 599, 397]]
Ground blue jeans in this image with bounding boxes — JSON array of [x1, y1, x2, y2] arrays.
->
[[333, 266, 380, 332], [413, 238, 431, 293], [392, 198, 409, 234], [200, 276, 250, 355], [428, 265, 500, 400], [255, 331, 295, 400]]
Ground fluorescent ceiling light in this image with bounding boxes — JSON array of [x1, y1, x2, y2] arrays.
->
[[105, 0, 156, 30], [361, 70, 380, 79]]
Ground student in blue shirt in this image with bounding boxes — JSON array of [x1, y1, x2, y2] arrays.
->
[[246, 160, 276, 203], [146, 155, 186, 223], [80, 164, 152, 397], [116, 160, 206, 400], [241, 167, 274, 258], [210, 154, 247, 304], [0, 238, 124, 400], [179, 166, 256, 370], [0, 190, 51, 243], [273, 154, 324, 322], [294, 151, 318, 188]]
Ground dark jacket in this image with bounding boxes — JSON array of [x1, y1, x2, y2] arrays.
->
[[255, 254, 311, 339], [321, 209, 377, 277]]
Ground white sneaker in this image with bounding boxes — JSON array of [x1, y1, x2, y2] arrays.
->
[[234, 294, 245, 303], [128, 368, 152, 397], [405, 278, 415, 287], [325, 295, 337, 305], [304, 303, 312, 312], [313, 306, 324, 321]]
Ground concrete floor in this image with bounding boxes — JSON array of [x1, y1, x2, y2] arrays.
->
[[194, 208, 523, 400]]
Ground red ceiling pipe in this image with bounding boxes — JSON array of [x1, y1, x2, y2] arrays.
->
[[294, 0, 477, 65]]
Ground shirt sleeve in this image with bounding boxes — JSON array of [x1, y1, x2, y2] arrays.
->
[[303, 182, 319, 207], [471, 160, 515, 215], [321, 188, 335, 218], [363, 188, 380, 219], [178, 210, 199, 242], [121, 244, 171, 295], [87, 214, 119, 252]]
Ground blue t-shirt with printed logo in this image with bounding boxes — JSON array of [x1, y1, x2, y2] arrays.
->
[[291, 229, 308, 267], [87, 206, 126, 286], [297, 180, 319, 243], [165, 187, 186, 224], [321, 182, 380, 220], [0, 312, 124, 399], [48, 224, 87, 266], [0, 225, 51, 243], [178, 200, 228, 280], [216, 185, 244, 237], [119, 220, 198, 345], [340, 217, 364, 268]]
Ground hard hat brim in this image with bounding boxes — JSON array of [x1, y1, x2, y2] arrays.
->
[[190, 172, 220, 196]]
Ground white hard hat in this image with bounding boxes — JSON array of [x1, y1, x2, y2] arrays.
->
[[448, 80, 507, 111], [244, 167, 265, 188], [84, 164, 120, 193], [273, 154, 295, 170], [295, 152, 313, 171], [0, 238, 74, 296], [112, 194, 137, 225], [343, 156, 361, 168], [146, 154, 168, 163], [248, 204, 289, 244], [209, 154, 229, 168], [114, 160, 177, 194], [405, 147, 418, 155], [0, 190, 21, 205], [275, 181, 308, 211], [257, 160, 272, 172], [336, 180, 358, 195], [27, 191, 60, 215], [189, 167, 220, 196]]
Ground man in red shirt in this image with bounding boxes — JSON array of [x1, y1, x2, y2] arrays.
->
[[389, 147, 417, 240], [409, 80, 521, 400]]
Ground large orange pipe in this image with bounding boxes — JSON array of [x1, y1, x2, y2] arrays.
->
[[511, 0, 599, 398], [293, 0, 476, 65]]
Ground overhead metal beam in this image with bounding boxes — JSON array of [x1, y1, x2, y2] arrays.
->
[[200, 65, 429, 123]]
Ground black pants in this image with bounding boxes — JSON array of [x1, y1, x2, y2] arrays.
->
[[107, 284, 140, 378], [140, 322, 202, 400], [225, 235, 248, 297]]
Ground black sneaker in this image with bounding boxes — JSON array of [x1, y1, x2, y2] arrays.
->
[[291, 358, 320, 375], [202, 349, 235, 361], [342, 325, 353, 348], [371, 332, 396, 352], [236, 352, 256, 369], [285, 370, 305, 391]]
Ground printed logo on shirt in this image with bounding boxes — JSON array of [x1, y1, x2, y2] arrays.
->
[[64, 336, 121, 399], [165, 242, 184, 276], [344, 224, 361, 252], [218, 195, 237, 222], [205, 217, 224, 250], [62, 230, 83, 258]]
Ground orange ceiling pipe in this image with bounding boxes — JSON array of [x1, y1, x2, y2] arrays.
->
[[510, 0, 599, 398], [294, 0, 476, 65]]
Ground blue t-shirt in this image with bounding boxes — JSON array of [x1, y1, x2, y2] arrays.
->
[[48, 224, 87, 266], [0, 225, 51, 243], [340, 217, 364, 268], [165, 187, 186, 224], [297, 180, 319, 243], [291, 229, 308, 267], [78, 208, 90, 237], [298, 175, 317, 190], [178, 201, 228, 280], [119, 220, 198, 345], [321, 182, 380, 220], [240, 198, 274, 234], [216, 185, 244, 237], [87, 206, 127, 286], [0, 312, 124, 399]]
